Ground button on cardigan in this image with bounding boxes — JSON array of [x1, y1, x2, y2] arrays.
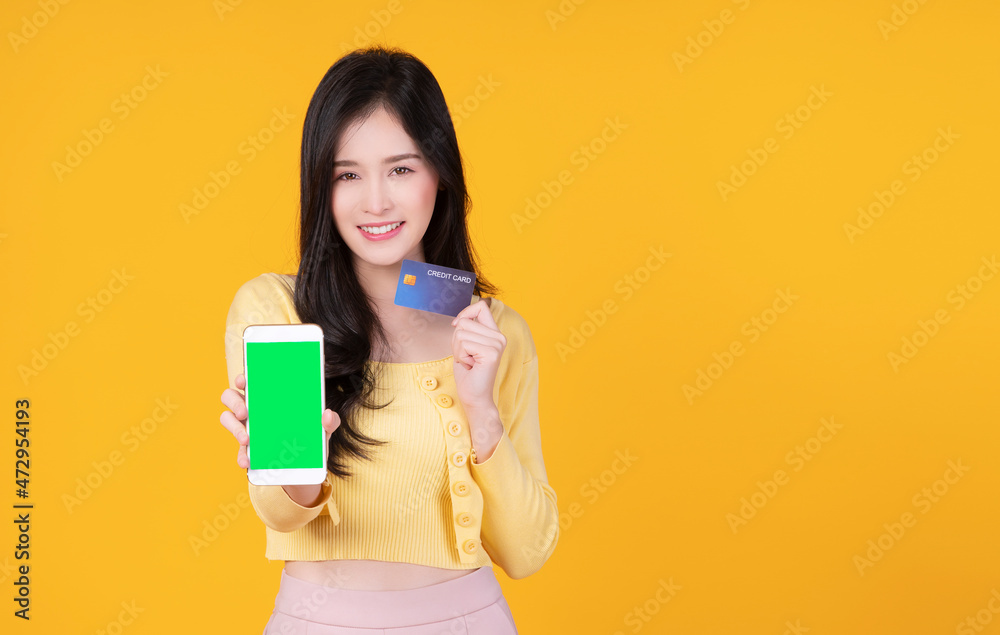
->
[[223, 273, 560, 579]]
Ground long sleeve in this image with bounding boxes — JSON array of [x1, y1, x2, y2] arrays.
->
[[223, 273, 339, 533], [469, 332, 559, 578]]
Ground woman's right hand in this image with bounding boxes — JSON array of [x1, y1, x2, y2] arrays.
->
[[220, 373, 341, 470]]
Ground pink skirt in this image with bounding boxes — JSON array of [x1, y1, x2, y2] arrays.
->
[[263, 565, 518, 634]]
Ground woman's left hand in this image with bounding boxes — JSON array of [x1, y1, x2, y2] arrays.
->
[[450, 299, 506, 413]]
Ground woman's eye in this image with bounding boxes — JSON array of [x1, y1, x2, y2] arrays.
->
[[337, 168, 409, 180]]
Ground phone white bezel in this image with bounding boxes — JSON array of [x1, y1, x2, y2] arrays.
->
[[243, 323, 328, 486]]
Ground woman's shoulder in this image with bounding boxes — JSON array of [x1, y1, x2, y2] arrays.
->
[[232, 272, 296, 297], [227, 273, 297, 320]]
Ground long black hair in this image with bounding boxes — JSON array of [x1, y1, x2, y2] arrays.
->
[[289, 44, 499, 479]]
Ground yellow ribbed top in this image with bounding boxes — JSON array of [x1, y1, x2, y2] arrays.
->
[[223, 272, 559, 579]]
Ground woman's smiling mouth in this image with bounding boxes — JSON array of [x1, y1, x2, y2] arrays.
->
[[358, 221, 404, 239]]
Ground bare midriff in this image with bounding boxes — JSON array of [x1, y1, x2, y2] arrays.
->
[[283, 560, 477, 590]]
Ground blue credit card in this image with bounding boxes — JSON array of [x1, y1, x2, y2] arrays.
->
[[394, 259, 478, 317]]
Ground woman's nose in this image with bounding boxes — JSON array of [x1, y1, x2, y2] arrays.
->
[[364, 178, 390, 214]]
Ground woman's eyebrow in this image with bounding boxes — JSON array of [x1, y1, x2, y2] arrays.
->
[[334, 153, 422, 167]]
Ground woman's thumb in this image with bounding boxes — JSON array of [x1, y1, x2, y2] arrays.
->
[[323, 409, 341, 435]]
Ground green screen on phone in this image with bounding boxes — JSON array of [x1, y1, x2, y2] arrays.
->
[[245, 340, 323, 470]]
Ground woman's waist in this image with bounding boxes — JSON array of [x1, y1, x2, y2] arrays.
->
[[283, 558, 480, 590]]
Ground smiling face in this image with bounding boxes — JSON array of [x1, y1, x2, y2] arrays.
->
[[330, 104, 440, 273]]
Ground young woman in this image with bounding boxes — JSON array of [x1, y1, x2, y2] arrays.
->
[[219, 45, 559, 634]]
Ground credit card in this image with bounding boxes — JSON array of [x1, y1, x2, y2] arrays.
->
[[393, 259, 477, 317]]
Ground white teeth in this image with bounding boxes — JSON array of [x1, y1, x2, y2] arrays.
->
[[360, 221, 402, 235]]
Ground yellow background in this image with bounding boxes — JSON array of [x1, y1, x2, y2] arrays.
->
[[2, 0, 998, 632]]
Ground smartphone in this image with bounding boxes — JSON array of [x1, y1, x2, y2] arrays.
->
[[242, 323, 328, 485]]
